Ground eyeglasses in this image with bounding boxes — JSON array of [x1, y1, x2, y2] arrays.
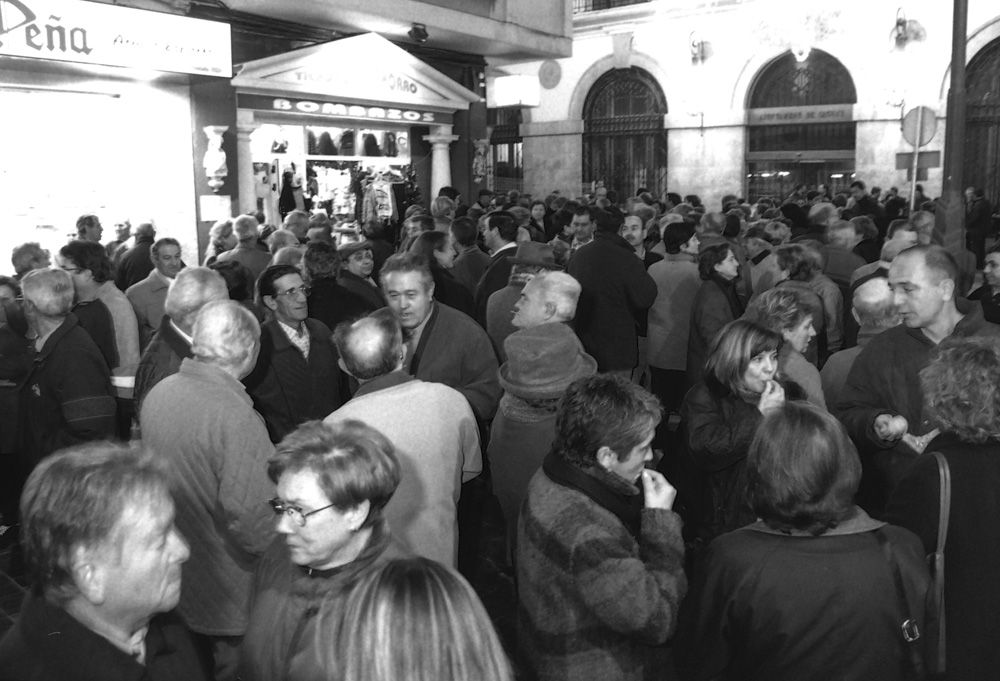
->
[[268, 497, 335, 527], [274, 285, 311, 298]]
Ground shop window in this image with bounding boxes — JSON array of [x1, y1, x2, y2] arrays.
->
[[965, 37, 1000, 210], [746, 49, 858, 202], [489, 107, 523, 194], [582, 67, 667, 200]]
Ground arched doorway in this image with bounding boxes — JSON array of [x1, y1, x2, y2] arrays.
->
[[582, 67, 668, 199], [745, 49, 857, 202], [965, 37, 1000, 210]]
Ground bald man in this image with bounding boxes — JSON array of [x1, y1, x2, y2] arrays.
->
[[326, 308, 480, 567]]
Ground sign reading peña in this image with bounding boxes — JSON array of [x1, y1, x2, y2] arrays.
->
[[0, 0, 231, 75]]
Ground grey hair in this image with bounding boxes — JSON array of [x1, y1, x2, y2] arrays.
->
[[164, 267, 229, 332], [191, 300, 260, 371], [21, 269, 73, 317], [528, 271, 581, 322], [233, 214, 260, 241]]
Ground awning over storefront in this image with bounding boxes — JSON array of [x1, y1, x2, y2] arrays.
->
[[231, 32, 480, 116]]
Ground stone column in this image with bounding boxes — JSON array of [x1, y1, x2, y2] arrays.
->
[[235, 109, 258, 216], [423, 124, 460, 197]]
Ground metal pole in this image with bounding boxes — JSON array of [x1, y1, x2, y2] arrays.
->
[[936, 0, 968, 256], [910, 106, 924, 214]]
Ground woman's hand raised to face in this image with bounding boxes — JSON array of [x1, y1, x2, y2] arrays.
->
[[757, 380, 785, 414], [642, 469, 677, 511]]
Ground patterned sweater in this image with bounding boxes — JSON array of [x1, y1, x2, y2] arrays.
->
[[516, 463, 687, 681]]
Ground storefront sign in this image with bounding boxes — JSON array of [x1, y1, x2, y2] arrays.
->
[[238, 93, 452, 125], [748, 104, 854, 126], [0, 0, 231, 75]]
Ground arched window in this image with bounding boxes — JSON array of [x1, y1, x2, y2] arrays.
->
[[583, 67, 667, 199], [746, 50, 858, 202], [965, 37, 1000, 209]]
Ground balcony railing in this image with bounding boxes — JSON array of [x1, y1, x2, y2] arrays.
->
[[573, 0, 649, 12]]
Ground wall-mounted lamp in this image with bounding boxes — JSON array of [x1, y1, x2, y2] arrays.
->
[[202, 125, 228, 193], [690, 31, 707, 64], [408, 23, 428, 44], [894, 8, 908, 47]]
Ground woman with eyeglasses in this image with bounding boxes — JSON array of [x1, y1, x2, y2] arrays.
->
[[239, 419, 406, 681]]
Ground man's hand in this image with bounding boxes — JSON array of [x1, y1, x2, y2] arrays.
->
[[642, 469, 677, 511], [874, 414, 908, 442]]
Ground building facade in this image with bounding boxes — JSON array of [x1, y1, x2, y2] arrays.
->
[[493, 0, 1000, 210]]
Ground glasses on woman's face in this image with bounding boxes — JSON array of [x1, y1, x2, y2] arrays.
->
[[268, 497, 335, 527]]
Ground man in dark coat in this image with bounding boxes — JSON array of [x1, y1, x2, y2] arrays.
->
[[0, 442, 208, 681], [17, 269, 116, 469], [965, 186, 993, 269], [838, 245, 1000, 514], [244, 265, 343, 443], [474, 211, 519, 325], [568, 216, 657, 375], [114, 221, 156, 290], [134, 267, 228, 415]]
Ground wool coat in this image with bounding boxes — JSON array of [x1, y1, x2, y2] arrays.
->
[[885, 433, 1000, 681], [647, 253, 700, 372], [567, 231, 657, 372], [126, 269, 170, 350], [517, 464, 686, 681], [140, 358, 276, 636]]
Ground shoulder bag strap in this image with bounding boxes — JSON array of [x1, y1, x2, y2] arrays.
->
[[875, 528, 926, 680], [931, 451, 951, 673]]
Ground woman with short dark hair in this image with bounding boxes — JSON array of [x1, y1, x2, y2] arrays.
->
[[676, 402, 930, 681], [886, 336, 1000, 681], [686, 243, 745, 386], [679, 320, 786, 542]]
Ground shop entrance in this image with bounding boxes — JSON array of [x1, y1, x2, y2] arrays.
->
[[745, 49, 857, 203], [965, 36, 1000, 210]]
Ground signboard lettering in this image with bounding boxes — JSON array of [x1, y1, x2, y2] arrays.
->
[[258, 95, 441, 124], [748, 104, 854, 127], [0, 0, 230, 75]]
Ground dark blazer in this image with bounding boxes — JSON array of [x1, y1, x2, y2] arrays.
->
[[474, 246, 516, 325], [244, 318, 344, 443], [0, 593, 209, 681], [432, 267, 475, 318], [337, 270, 386, 310], [114, 235, 155, 290], [687, 277, 743, 386], [134, 316, 193, 415], [567, 232, 657, 372], [307, 276, 378, 331]]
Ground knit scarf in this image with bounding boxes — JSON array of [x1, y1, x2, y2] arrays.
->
[[542, 451, 644, 540]]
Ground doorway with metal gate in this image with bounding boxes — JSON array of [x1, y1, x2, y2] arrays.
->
[[745, 49, 858, 203], [582, 67, 668, 199], [965, 36, 1000, 212]]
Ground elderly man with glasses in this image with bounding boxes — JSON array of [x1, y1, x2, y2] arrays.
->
[[140, 299, 275, 681], [244, 265, 344, 444]]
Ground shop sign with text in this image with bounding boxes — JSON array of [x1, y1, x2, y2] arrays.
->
[[0, 0, 231, 75], [238, 93, 451, 125], [748, 104, 854, 126]]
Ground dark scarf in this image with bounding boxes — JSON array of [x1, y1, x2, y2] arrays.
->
[[542, 450, 644, 540], [711, 273, 744, 318]]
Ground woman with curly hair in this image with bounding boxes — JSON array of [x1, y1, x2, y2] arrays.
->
[[886, 336, 1000, 681]]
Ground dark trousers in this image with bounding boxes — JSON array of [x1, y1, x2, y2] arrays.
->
[[967, 230, 988, 270]]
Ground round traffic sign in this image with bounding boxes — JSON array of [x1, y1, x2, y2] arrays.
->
[[901, 106, 937, 147]]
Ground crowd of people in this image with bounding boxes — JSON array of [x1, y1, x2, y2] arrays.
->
[[0, 180, 998, 681]]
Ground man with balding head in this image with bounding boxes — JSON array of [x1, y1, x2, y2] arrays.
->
[[134, 267, 228, 414], [282, 210, 310, 244], [326, 308, 481, 567], [216, 214, 271, 284], [17, 268, 116, 467], [822, 274, 899, 408], [114, 221, 157, 290], [140, 300, 276, 679], [838, 245, 1000, 513]]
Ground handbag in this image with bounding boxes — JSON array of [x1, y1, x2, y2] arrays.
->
[[925, 451, 951, 676], [876, 528, 926, 680]]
